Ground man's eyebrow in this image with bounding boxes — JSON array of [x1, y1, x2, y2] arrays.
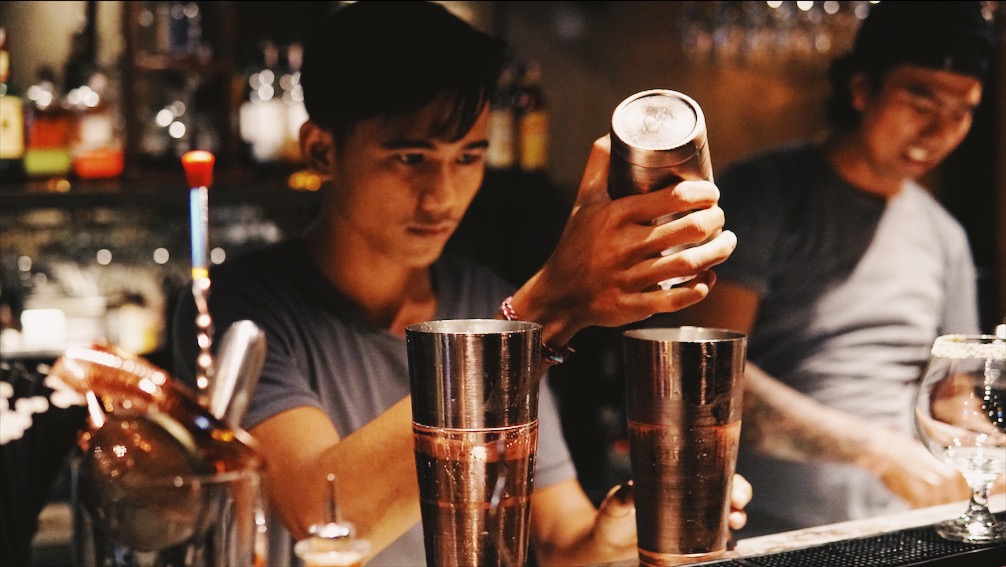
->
[[383, 138, 437, 151], [902, 81, 981, 113]]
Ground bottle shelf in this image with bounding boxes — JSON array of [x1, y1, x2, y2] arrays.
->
[[0, 167, 319, 212], [130, 53, 227, 75]]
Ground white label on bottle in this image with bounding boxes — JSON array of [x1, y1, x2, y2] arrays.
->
[[0, 95, 25, 158], [78, 113, 114, 149], [487, 110, 515, 169], [240, 99, 286, 162]]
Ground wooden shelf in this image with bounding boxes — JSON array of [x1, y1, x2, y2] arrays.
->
[[131, 53, 228, 75], [0, 167, 319, 212]]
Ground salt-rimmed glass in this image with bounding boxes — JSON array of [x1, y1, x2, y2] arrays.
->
[[913, 334, 1005, 543]]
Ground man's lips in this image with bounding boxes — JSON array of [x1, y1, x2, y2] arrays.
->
[[408, 222, 455, 237]]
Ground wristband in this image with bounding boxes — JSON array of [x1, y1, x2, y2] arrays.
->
[[499, 296, 574, 365]]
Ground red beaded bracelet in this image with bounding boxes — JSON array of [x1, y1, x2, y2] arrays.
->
[[499, 296, 575, 365]]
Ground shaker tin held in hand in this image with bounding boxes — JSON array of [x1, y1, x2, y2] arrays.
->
[[608, 89, 714, 288]]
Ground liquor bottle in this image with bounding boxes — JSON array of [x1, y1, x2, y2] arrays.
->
[[485, 62, 518, 172], [168, 1, 202, 56], [514, 60, 549, 174], [0, 28, 26, 182], [239, 40, 287, 165], [24, 66, 74, 178], [280, 42, 308, 163], [68, 69, 124, 180], [63, 9, 124, 179]]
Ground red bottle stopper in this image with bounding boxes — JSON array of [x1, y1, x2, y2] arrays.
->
[[182, 150, 215, 188]]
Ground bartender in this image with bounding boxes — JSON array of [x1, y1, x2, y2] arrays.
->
[[173, 1, 748, 566]]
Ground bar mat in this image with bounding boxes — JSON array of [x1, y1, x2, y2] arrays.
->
[[697, 513, 1006, 567]]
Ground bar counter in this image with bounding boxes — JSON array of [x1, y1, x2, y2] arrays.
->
[[606, 492, 1006, 567], [32, 492, 1006, 565]]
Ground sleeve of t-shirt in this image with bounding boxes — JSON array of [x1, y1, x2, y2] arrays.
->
[[938, 221, 981, 335], [534, 377, 579, 489], [171, 259, 326, 431], [714, 152, 791, 297]]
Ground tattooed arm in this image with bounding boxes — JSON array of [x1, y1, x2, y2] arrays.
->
[[658, 280, 968, 508], [740, 362, 967, 507]]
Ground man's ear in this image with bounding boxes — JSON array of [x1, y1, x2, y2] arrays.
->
[[849, 72, 871, 113], [300, 121, 337, 179]]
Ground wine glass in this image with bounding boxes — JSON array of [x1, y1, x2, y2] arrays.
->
[[914, 334, 1006, 543]]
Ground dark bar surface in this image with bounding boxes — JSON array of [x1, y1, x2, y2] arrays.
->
[[693, 514, 1005, 566], [600, 496, 1006, 567]]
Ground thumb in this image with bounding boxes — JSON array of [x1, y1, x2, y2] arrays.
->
[[595, 481, 637, 548], [575, 135, 615, 206], [599, 480, 635, 518]]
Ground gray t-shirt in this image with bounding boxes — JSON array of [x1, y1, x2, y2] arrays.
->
[[173, 239, 576, 566], [714, 143, 980, 533]]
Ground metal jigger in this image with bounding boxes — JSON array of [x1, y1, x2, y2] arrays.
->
[[294, 473, 372, 567]]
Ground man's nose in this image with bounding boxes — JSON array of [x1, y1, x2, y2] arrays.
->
[[418, 164, 457, 210]]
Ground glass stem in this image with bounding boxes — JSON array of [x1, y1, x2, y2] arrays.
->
[[962, 479, 995, 526]]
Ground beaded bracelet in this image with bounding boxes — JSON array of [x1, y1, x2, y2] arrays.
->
[[499, 295, 575, 365]]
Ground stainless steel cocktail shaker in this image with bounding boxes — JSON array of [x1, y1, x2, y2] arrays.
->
[[608, 88, 713, 198], [407, 319, 542, 567], [608, 89, 715, 288]]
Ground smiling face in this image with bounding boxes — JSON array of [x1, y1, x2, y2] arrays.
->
[[851, 64, 983, 192], [322, 95, 490, 269]]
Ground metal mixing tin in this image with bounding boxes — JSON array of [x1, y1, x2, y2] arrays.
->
[[608, 89, 713, 199]]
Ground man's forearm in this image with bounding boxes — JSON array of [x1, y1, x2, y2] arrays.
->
[[252, 398, 420, 554], [741, 362, 873, 466]]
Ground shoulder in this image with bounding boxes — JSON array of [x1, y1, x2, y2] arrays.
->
[[213, 240, 305, 276], [900, 184, 966, 228], [710, 143, 825, 290], [714, 142, 824, 225], [435, 255, 516, 318], [207, 240, 315, 294], [437, 254, 515, 290], [718, 142, 818, 177], [716, 142, 825, 217], [192, 239, 328, 326], [898, 183, 971, 246]]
